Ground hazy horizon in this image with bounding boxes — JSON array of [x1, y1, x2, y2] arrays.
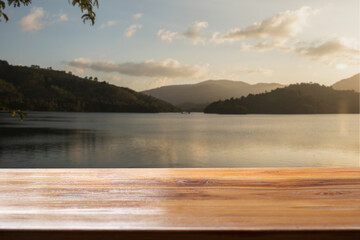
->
[[3, 58, 356, 91], [0, 0, 359, 91], [3, 58, 358, 91]]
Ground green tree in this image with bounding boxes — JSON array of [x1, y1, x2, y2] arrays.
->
[[0, 0, 99, 119], [204, 83, 359, 114], [0, 63, 181, 114], [0, 0, 99, 25], [0, 105, 27, 120]]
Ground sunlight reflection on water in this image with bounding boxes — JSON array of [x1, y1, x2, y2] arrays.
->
[[0, 112, 359, 168]]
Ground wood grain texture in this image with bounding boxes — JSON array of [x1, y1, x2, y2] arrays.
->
[[0, 168, 359, 239]]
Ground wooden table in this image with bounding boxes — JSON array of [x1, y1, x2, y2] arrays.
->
[[0, 168, 359, 239]]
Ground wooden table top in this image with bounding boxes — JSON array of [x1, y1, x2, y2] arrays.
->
[[0, 168, 359, 232], [0, 168, 360, 230]]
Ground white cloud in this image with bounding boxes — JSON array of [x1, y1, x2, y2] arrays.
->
[[106, 75, 122, 82], [236, 67, 273, 75], [239, 41, 279, 52], [68, 57, 92, 67], [125, 24, 142, 38], [207, 6, 359, 67], [336, 64, 348, 70], [295, 37, 360, 66], [20, 7, 69, 32], [184, 21, 209, 44], [100, 20, 116, 29], [123, 13, 143, 37], [212, 6, 316, 49], [65, 66, 84, 74], [68, 58, 208, 79], [20, 7, 46, 31], [157, 29, 182, 42], [217, 7, 358, 67], [58, 14, 68, 22], [65, 58, 91, 74], [158, 21, 209, 45], [133, 13, 142, 21]]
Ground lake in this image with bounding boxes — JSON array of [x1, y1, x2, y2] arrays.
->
[[0, 112, 359, 168]]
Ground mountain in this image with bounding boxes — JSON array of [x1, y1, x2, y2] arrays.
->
[[332, 73, 359, 92], [205, 83, 359, 114], [0, 60, 179, 113], [142, 80, 284, 111]]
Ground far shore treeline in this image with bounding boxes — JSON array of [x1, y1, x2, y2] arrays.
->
[[204, 83, 359, 114], [0, 60, 180, 113], [0, 59, 359, 115]]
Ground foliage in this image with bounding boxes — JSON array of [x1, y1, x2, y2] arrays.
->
[[0, 60, 180, 113], [204, 83, 360, 114], [0, 0, 99, 25], [0, 104, 27, 120]]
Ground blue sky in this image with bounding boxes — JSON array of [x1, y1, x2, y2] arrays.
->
[[0, 0, 359, 91]]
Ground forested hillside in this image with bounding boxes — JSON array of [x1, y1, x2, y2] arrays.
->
[[205, 83, 359, 114], [0, 60, 179, 113]]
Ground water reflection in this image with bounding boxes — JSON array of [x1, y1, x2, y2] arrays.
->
[[0, 112, 359, 168], [0, 127, 101, 167]]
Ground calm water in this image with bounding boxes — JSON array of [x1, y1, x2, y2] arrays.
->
[[0, 112, 359, 168]]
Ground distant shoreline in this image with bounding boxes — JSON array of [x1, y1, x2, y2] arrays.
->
[[1, 110, 359, 116]]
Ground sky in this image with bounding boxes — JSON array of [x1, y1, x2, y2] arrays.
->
[[0, 0, 359, 91]]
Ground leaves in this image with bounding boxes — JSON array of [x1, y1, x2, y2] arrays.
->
[[69, 0, 99, 25], [0, 104, 27, 120], [7, 0, 32, 8], [0, 0, 98, 24], [0, 12, 9, 22]]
